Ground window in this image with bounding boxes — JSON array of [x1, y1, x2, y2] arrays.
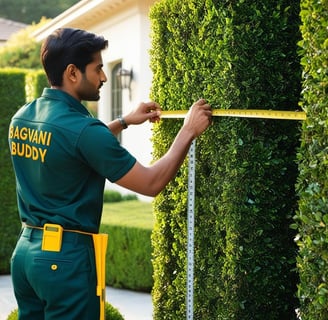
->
[[111, 62, 123, 142]]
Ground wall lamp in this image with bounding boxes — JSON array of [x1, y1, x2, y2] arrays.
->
[[116, 68, 133, 99]]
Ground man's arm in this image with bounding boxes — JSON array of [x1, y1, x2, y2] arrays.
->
[[115, 99, 212, 197]]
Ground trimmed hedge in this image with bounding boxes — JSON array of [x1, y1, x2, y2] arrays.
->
[[101, 224, 153, 292], [25, 69, 48, 102], [150, 1, 301, 319], [0, 68, 49, 274], [101, 200, 153, 291], [0, 69, 48, 273], [0, 69, 26, 273], [103, 190, 138, 203], [294, 0, 328, 319]]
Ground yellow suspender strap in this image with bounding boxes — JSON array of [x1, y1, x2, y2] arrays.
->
[[92, 233, 108, 320]]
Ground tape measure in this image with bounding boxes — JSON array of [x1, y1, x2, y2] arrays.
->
[[161, 109, 306, 120], [187, 139, 196, 320]]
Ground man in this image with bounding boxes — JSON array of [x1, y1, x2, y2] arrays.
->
[[8, 28, 212, 319]]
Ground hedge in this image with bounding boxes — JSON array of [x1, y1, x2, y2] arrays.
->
[[103, 190, 138, 203], [0, 69, 48, 274], [101, 224, 153, 292], [294, 0, 328, 319], [25, 69, 48, 102], [150, 1, 301, 319], [0, 69, 26, 273]]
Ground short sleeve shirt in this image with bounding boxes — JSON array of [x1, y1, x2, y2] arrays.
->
[[8, 88, 136, 233]]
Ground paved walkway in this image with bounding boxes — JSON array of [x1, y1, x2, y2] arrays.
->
[[0, 275, 152, 320]]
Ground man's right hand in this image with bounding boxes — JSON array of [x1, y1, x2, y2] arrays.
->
[[183, 99, 212, 138]]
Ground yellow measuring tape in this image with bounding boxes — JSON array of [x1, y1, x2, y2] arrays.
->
[[161, 109, 306, 120]]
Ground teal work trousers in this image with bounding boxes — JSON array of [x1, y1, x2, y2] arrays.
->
[[11, 227, 100, 320]]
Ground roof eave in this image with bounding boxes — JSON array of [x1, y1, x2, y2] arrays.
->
[[32, 0, 130, 41]]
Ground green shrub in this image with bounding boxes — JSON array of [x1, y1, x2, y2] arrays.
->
[[105, 302, 125, 320], [0, 69, 26, 273], [0, 19, 49, 69], [294, 0, 328, 319], [101, 224, 153, 292], [103, 190, 138, 203], [0, 68, 48, 274], [6, 309, 17, 320], [122, 194, 138, 201], [101, 200, 153, 291], [103, 190, 123, 203], [7, 302, 124, 319], [150, 0, 301, 319], [25, 69, 48, 102]]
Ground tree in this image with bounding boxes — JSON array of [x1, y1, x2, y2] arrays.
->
[[0, 0, 79, 24], [0, 18, 50, 69]]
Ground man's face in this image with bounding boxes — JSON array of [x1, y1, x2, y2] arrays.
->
[[77, 51, 107, 101]]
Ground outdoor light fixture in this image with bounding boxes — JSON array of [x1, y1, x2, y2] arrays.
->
[[116, 68, 133, 90], [116, 68, 133, 100]]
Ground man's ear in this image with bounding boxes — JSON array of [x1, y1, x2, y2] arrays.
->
[[65, 64, 80, 83]]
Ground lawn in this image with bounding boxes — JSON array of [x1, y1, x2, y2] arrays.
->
[[101, 200, 154, 229]]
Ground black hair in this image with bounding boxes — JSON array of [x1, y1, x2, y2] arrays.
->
[[41, 28, 108, 86]]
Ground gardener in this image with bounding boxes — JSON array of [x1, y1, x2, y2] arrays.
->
[[8, 27, 212, 320]]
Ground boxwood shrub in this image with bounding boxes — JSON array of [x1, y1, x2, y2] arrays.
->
[[101, 224, 153, 292], [150, 0, 302, 319], [25, 69, 48, 102], [1, 68, 49, 274], [294, 0, 328, 319], [0, 69, 26, 274]]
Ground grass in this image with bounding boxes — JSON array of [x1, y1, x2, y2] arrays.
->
[[101, 200, 154, 229]]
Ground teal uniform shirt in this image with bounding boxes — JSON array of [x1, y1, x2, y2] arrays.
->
[[8, 88, 136, 233]]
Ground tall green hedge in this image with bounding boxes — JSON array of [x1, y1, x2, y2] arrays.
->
[[150, 1, 302, 319], [294, 0, 328, 319], [26, 70, 48, 102], [0, 69, 26, 273], [0, 69, 48, 273]]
